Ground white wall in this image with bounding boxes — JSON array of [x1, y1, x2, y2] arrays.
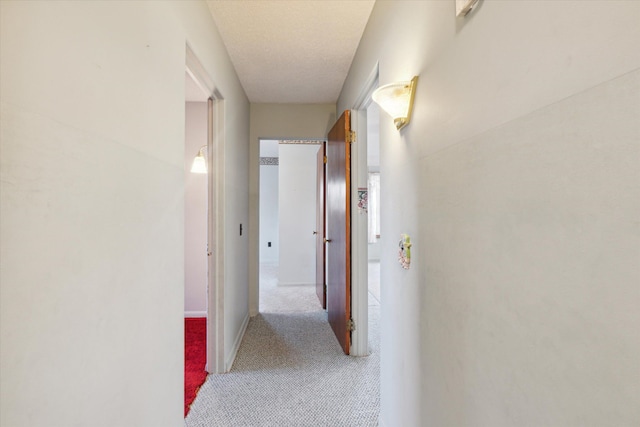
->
[[338, 2, 640, 426], [184, 102, 208, 315], [278, 144, 319, 286], [259, 163, 279, 263], [249, 103, 336, 315], [0, 2, 250, 426]]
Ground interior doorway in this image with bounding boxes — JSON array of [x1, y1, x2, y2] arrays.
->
[[258, 139, 323, 312], [258, 139, 280, 311], [349, 66, 382, 357], [184, 68, 209, 415], [185, 46, 226, 374], [184, 72, 209, 319], [365, 101, 381, 342]]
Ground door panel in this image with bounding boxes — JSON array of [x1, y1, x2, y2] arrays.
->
[[326, 110, 351, 355], [315, 143, 326, 309]]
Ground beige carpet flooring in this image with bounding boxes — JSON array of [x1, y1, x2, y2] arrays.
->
[[185, 262, 380, 426]]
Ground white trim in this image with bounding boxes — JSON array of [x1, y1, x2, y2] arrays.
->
[[349, 64, 380, 357], [209, 94, 226, 374], [186, 46, 216, 101], [184, 311, 207, 318], [225, 313, 249, 371], [352, 62, 379, 111]]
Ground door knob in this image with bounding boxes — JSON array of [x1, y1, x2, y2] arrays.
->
[[324, 238, 332, 243]]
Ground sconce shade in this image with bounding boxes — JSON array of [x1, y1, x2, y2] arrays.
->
[[190, 146, 207, 174], [372, 76, 418, 130]]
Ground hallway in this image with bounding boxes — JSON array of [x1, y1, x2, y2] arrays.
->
[[185, 263, 380, 426]]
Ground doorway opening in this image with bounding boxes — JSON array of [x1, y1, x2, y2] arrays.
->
[[365, 101, 381, 350], [258, 139, 324, 312], [184, 45, 226, 382], [347, 66, 382, 357], [184, 72, 209, 319], [258, 139, 280, 311], [184, 68, 209, 416]]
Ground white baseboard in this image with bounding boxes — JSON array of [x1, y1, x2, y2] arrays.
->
[[225, 312, 249, 371], [184, 311, 206, 318], [277, 282, 315, 287]]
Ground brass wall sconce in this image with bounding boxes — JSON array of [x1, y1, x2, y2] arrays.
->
[[372, 76, 418, 131]]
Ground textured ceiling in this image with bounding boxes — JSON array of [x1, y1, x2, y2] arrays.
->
[[206, 0, 375, 104]]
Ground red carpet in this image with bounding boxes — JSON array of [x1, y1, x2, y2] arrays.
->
[[185, 317, 207, 417]]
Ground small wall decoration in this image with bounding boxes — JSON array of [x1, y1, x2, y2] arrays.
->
[[398, 234, 412, 270], [357, 188, 368, 215]]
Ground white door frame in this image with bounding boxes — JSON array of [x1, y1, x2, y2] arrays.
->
[[186, 45, 226, 374], [349, 64, 379, 357]]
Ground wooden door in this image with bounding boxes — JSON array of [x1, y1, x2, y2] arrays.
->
[[315, 143, 326, 309], [326, 110, 352, 355]]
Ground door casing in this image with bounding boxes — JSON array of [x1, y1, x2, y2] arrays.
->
[[316, 143, 327, 309], [348, 64, 380, 357]]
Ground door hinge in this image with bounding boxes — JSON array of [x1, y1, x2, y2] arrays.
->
[[346, 318, 356, 332], [347, 130, 356, 144], [323, 155, 327, 164]]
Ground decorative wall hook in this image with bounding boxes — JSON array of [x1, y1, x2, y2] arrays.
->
[[398, 234, 412, 269]]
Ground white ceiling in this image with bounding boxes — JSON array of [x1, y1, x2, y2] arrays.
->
[[206, 0, 375, 104]]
